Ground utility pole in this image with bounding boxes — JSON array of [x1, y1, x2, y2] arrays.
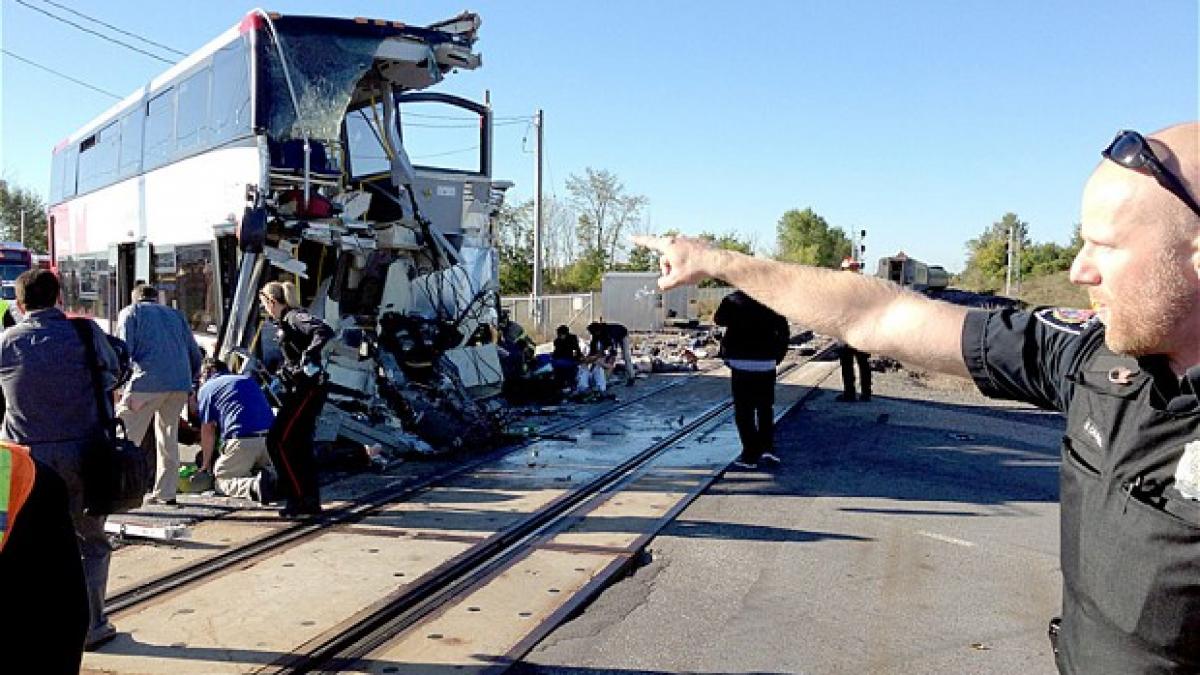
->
[[19, 210, 25, 247], [1004, 224, 1015, 296], [1013, 231, 1022, 295], [532, 109, 544, 330]]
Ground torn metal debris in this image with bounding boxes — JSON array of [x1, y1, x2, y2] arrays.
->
[[214, 12, 512, 456]]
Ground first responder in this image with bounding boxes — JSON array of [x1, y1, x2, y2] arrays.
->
[[635, 121, 1200, 673]]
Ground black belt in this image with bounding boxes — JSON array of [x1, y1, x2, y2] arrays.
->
[[231, 431, 269, 439]]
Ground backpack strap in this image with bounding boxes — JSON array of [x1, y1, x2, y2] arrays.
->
[[69, 318, 112, 427]]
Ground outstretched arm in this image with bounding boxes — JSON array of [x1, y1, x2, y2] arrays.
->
[[632, 235, 970, 378]]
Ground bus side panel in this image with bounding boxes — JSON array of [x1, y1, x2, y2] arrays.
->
[[142, 144, 262, 244]]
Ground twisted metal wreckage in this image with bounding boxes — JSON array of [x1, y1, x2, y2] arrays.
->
[[216, 12, 513, 457]]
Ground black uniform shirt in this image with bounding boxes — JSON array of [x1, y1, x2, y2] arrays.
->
[[276, 308, 334, 369], [962, 306, 1200, 674]]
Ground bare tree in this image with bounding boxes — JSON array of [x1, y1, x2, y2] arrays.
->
[[565, 168, 647, 269]]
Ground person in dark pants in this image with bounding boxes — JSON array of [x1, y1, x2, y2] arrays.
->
[[259, 281, 333, 518], [0, 441, 89, 672], [0, 269, 122, 650], [835, 258, 872, 402], [836, 345, 872, 402], [714, 291, 790, 469], [551, 325, 583, 393]]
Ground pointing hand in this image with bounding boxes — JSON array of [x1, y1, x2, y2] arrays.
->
[[630, 235, 717, 290]]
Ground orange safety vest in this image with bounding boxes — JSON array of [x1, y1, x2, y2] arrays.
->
[[0, 441, 35, 553]]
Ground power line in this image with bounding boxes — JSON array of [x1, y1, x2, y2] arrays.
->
[[1, 48, 122, 99], [38, 0, 187, 57], [13, 0, 175, 65]]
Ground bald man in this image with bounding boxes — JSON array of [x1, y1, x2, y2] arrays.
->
[[635, 122, 1200, 674]]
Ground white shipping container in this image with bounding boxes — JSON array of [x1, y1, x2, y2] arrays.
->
[[601, 272, 697, 331]]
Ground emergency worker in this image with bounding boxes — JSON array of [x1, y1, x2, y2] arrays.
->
[[0, 441, 88, 671], [259, 281, 332, 517], [634, 121, 1200, 674]]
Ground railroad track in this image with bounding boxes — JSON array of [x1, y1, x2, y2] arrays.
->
[[86, 347, 836, 673], [105, 370, 707, 615]]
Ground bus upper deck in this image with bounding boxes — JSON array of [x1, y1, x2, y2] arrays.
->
[[46, 9, 511, 391]]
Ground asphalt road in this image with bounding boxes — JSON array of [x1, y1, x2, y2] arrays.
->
[[515, 364, 1066, 675]]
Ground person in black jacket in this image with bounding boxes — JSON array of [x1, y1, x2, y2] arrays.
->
[[259, 281, 333, 518], [714, 291, 790, 469], [0, 442, 89, 671]]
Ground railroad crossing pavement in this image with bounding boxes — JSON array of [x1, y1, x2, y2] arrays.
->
[[515, 365, 1066, 675]]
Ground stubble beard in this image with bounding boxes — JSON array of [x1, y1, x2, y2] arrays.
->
[[1102, 247, 1196, 357]]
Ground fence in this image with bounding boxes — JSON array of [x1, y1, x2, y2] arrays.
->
[[501, 293, 598, 342], [504, 287, 735, 341]]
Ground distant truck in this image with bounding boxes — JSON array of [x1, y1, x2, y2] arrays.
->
[[876, 252, 950, 292], [0, 242, 34, 301]]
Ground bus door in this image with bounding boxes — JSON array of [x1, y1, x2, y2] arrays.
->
[[106, 241, 155, 325]]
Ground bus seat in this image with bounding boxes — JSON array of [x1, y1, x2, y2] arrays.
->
[[269, 139, 338, 177]]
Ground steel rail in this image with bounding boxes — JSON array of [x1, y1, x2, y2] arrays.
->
[[278, 358, 815, 673], [105, 370, 707, 615]]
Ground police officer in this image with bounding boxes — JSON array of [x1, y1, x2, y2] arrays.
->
[[258, 281, 333, 518], [635, 120, 1200, 673]]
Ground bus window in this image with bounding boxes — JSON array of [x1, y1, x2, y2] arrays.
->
[[62, 144, 78, 200], [211, 37, 251, 145], [398, 100, 484, 174], [144, 89, 175, 170], [157, 243, 218, 334], [77, 121, 120, 194], [59, 253, 110, 319], [176, 68, 212, 154], [118, 110, 143, 178], [346, 103, 391, 178]]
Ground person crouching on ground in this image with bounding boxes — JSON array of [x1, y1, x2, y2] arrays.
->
[[551, 325, 583, 393], [195, 358, 276, 504], [258, 281, 333, 518]]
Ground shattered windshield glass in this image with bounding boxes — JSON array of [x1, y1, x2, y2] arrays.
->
[[262, 29, 381, 142]]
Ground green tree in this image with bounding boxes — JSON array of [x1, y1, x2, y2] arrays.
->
[[0, 180, 48, 252], [959, 212, 1028, 291], [495, 200, 533, 294], [775, 208, 851, 267]]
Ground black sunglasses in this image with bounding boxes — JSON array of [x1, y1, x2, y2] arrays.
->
[[1102, 129, 1200, 218]]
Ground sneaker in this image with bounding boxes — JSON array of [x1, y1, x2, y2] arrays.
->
[[834, 393, 857, 403], [144, 496, 178, 507], [760, 452, 782, 466], [84, 621, 118, 651], [252, 470, 277, 505], [731, 456, 758, 469]]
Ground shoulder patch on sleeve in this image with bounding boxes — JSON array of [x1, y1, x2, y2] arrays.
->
[[1033, 307, 1097, 334]]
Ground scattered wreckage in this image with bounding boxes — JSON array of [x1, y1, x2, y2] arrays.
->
[[210, 12, 513, 457]]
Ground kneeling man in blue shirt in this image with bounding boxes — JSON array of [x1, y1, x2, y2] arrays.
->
[[196, 359, 276, 503]]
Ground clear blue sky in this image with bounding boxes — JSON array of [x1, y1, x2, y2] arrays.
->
[[1, 0, 1197, 271]]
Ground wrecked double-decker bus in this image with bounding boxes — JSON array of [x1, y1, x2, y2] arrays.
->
[[47, 10, 511, 454]]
